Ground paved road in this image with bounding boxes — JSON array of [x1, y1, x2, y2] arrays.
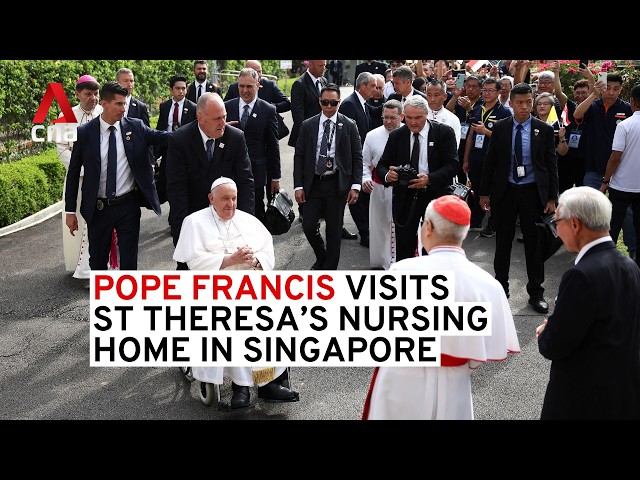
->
[[0, 87, 576, 420]]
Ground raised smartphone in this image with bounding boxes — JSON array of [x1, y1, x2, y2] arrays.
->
[[597, 72, 608, 85], [456, 74, 466, 89], [579, 59, 588, 68]]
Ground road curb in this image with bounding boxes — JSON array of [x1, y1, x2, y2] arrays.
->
[[0, 201, 62, 237]]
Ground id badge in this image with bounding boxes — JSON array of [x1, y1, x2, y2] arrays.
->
[[326, 156, 334, 170], [568, 131, 581, 148], [517, 166, 526, 178], [474, 134, 485, 148], [461, 123, 470, 139]]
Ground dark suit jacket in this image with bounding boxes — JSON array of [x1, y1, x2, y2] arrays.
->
[[293, 112, 363, 197], [367, 97, 386, 129], [224, 78, 291, 113], [186, 81, 221, 103], [288, 72, 326, 147], [166, 121, 254, 244], [127, 96, 150, 126], [154, 98, 198, 203], [338, 91, 373, 146], [65, 117, 168, 225], [538, 241, 640, 419], [224, 97, 281, 180], [376, 121, 459, 199], [479, 115, 558, 208], [155, 98, 197, 156]]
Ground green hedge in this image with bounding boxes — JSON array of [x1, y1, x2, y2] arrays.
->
[[0, 149, 64, 226]]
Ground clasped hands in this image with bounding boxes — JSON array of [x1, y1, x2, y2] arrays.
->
[[229, 245, 258, 268]]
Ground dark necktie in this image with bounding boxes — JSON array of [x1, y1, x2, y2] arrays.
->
[[317, 119, 331, 175], [410, 132, 420, 171], [240, 104, 250, 130], [206, 138, 214, 162], [514, 123, 523, 182], [364, 103, 371, 131], [107, 126, 117, 199], [316, 80, 321, 95], [197, 84, 202, 101], [172, 102, 179, 131]]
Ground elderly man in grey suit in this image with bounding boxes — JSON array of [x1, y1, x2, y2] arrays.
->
[[293, 83, 363, 270]]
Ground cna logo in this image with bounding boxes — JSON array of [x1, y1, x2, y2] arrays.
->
[[30, 83, 79, 143]]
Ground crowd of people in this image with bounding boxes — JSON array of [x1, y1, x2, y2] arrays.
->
[[54, 58, 640, 419]]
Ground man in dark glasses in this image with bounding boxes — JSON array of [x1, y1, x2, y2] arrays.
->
[[293, 83, 363, 270]]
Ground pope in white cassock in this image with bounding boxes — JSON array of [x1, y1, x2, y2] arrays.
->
[[173, 177, 299, 409], [362, 99, 404, 270], [362, 195, 520, 420]]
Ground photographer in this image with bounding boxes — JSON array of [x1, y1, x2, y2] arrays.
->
[[376, 95, 459, 261]]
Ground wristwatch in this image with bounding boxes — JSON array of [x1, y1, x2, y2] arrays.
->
[[601, 177, 610, 184]]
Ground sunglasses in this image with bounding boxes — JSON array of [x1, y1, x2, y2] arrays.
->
[[320, 99, 340, 107]]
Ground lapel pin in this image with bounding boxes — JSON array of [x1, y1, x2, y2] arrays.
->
[[131, 102, 137, 107], [534, 129, 540, 136], [252, 113, 257, 118], [219, 143, 225, 149], [125, 131, 132, 141], [338, 123, 343, 128], [428, 142, 434, 146]]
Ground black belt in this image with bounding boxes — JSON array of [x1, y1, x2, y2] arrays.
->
[[314, 173, 337, 181], [96, 190, 136, 210]]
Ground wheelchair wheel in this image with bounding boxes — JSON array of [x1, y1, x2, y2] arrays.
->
[[179, 366, 194, 382], [199, 381, 217, 406]]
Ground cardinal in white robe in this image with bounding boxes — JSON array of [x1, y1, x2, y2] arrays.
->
[[362, 195, 520, 420]]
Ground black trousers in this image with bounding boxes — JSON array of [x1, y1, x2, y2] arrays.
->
[[393, 187, 432, 262], [608, 187, 640, 268], [252, 161, 267, 222], [348, 190, 370, 237], [88, 195, 141, 270], [492, 182, 545, 298], [302, 174, 347, 270]]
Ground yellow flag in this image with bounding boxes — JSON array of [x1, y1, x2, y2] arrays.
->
[[546, 104, 559, 125]]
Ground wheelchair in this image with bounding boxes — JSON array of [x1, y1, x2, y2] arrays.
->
[[178, 366, 292, 410]]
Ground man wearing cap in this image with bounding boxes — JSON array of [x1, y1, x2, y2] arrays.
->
[[173, 178, 299, 408], [362, 195, 520, 419], [56, 75, 105, 281]]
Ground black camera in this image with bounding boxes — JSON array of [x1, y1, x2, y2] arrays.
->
[[395, 164, 419, 187], [448, 182, 472, 201]]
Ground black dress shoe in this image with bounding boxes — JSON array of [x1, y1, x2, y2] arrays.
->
[[258, 381, 299, 403], [360, 234, 369, 248], [310, 259, 325, 270], [528, 297, 549, 314], [230, 382, 251, 409], [342, 227, 357, 239]]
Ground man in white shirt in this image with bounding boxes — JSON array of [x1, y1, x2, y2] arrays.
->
[[425, 79, 461, 145], [600, 83, 640, 266]]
